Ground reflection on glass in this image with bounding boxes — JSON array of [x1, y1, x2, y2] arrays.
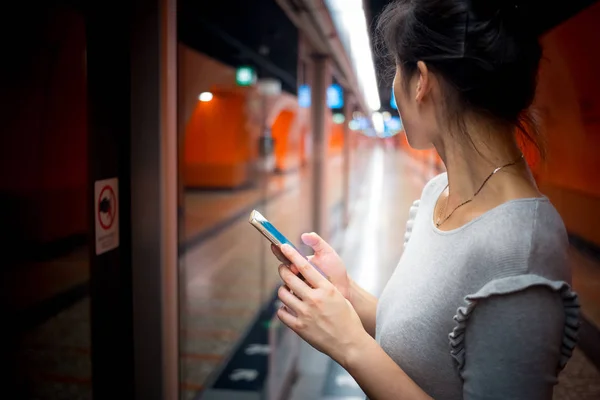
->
[[176, 45, 350, 398]]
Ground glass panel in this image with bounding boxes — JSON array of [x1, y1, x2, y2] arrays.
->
[[1, 5, 92, 399], [176, 2, 307, 397], [176, 82, 310, 396]]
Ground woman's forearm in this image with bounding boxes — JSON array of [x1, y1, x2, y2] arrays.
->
[[349, 278, 378, 337], [342, 333, 432, 400]]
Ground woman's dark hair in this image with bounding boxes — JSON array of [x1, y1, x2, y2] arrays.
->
[[377, 0, 543, 155]]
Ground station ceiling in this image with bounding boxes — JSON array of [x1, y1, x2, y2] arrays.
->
[[178, 0, 599, 111]]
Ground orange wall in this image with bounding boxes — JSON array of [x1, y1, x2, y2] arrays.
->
[[178, 46, 259, 188], [329, 123, 344, 154], [178, 45, 238, 139], [0, 9, 87, 246], [183, 87, 257, 188], [179, 45, 309, 186], [179, 45, 351, 185], [269, 97, 306, 172], [533, 2, 600, 245], [272, 110, 295, 171], [184, 91, 249, 165], [183, 90, 303, 186]]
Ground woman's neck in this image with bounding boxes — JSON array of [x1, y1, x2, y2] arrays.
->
[[433, 118, 524, 203]]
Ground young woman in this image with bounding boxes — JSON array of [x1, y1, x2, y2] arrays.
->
[[273, 0, 579, 399]]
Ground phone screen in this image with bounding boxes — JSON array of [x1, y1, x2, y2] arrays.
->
[[249, 210, 327, 279], [259, 219, 294, 247]]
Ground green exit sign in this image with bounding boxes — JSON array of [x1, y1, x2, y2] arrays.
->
[[236, 66, 256, 87]]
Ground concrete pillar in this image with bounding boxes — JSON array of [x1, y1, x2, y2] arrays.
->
[[310, 55, 331, 238], [130, 0, 179, 397]]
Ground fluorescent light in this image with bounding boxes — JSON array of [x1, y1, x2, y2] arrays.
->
[[199, 92, 213, 102], [326, 0, 381, 111]]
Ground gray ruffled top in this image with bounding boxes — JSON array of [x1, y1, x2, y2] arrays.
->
[[376, 173, 579, 399]]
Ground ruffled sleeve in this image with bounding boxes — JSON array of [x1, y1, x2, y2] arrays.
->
[[404, 200, 420, 248], [449, 274, 580, 373]]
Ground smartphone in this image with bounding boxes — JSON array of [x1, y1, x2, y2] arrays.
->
[[248, 210, 327, 278]]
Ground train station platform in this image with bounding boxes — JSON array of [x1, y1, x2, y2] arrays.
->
[[6, 0, 600, 398]]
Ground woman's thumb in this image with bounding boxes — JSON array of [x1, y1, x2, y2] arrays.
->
[[301, 232, 331, 253]]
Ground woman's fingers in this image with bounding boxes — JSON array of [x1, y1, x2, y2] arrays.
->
[[278, 263, 305, 283], [290, 264, 300, 275], [276, 306, 301, 332], [271, 244, 291, 265], [278, 264, 311, 299], [277, 284, 306, 315], [280, 244, 328, 288], [290, 255, 312, 275]]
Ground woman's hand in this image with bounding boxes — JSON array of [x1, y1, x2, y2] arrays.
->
[[276, 243, 369, 366], [271, 232, 351, 300]]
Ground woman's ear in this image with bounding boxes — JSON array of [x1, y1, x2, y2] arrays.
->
[[415, 61, 430, 103]]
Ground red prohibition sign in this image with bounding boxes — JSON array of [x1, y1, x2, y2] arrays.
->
[[98, 185, 117, 230]]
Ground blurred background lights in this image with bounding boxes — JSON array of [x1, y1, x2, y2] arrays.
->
[[333, 113, 345, 124], [372, 111, 384, 134], [199, 92, 213, 102], [298, 84, 311, 108], [236, 66, 256, 86]]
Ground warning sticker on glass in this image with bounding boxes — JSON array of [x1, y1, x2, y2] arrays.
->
[[95, 178, 119, 255]]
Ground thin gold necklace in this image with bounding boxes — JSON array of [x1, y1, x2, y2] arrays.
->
[[436, 155, 525, 228]]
